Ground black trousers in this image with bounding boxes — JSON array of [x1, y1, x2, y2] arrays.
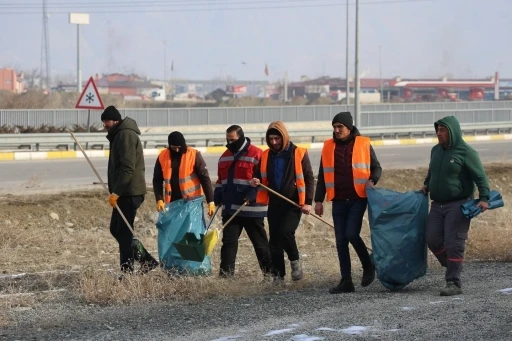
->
[[267, 204, 302, 278], [109, 195, 145, 272], [219, 216, 272, 277]]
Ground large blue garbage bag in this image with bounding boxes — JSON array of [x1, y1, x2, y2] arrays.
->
[[155, 197, 212, 276], [461, 190, 505, 219], [366, 188, 429, 290]]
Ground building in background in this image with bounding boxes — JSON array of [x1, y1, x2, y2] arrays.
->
[[0, 68, 24, 93]]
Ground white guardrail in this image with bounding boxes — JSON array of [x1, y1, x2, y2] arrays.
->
[[0, 122, 511, 151]]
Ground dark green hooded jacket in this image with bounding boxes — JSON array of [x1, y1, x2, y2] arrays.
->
[[424, 116, 489, 203], [106, 117, 146, 196]]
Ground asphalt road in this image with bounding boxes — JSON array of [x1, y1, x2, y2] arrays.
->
[[0, 140, 510, 195]]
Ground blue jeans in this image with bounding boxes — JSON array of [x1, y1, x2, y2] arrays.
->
[[332, 199, 372, 279]]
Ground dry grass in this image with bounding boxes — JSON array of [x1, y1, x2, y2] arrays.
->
[[0, 163, 510, 308]]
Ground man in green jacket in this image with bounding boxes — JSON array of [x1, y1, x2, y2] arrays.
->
[[102, 105, 158, 274], [422, 115, 489, 296]]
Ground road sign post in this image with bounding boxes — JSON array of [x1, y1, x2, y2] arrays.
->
[[75, 77, 104, 132]]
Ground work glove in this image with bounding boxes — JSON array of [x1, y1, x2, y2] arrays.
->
[[157, 200, 165, 212], [208, 202, 215, 218], [108, 193, 119, 208]]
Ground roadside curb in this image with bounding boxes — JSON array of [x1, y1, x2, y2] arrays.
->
[[1, 134, 511, 161]]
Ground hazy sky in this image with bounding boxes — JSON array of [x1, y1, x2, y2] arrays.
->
[[0, 0, 510, 82]]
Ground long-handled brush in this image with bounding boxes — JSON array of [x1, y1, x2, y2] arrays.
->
[[69, 131, 156, 269], [257, 183, 372, 253]]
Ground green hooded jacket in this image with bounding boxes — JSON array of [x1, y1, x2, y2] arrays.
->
[[106, 117, 146, 196], [424, 116, 489, 203]]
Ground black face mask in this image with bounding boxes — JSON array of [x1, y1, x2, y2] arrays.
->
[[226, 136, 245, 153]]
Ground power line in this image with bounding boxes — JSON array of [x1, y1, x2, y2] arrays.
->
[[0, 0, 439, 15]]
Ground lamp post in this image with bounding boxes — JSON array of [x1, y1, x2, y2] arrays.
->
[[163, 40, 167, 100], [379, 45, 383, 103], [346, 0, 350, 105], [69, 13, 89, 93], [354, 0, 361, 126]]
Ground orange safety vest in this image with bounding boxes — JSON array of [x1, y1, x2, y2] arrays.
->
[[256, 147, 307, 205], [321, 136, 371, 201], [158, 148, 203, 203]]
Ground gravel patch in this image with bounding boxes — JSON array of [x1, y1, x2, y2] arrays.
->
[[2, 262, 512, 341]]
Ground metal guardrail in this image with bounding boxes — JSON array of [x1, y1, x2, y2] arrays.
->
[[1, 102, 512, 128], [1, 122, 511, 151]]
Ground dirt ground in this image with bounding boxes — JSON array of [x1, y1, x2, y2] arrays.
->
[[0, 163, 510, 315]]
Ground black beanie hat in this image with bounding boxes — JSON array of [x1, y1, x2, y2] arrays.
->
[[332, 111, 353, 130], [168, 131, 186, 149], [267, 128, 282, 137], [101, 105, 122, 121]]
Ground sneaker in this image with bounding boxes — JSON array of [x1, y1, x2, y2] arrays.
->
[[290, 259, 303, 281], [329, 278, 355, 294], [361, 263, 376, 287], [440, 282, 463, 296]]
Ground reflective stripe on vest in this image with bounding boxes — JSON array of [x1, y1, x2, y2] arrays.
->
[[321, 136, 371, 201], [216, 146, 268, 206], [158, 147, 203, 203], [256, 147, 307, 205]]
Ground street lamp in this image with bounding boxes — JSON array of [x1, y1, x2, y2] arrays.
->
[[163, 40, 167, 100], [379, 45, 383, 103], [346, 0, 350, 105], [354, 0, 361, 126], [69, 13, 89, 93]]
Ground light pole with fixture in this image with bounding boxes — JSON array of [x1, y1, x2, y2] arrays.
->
[[69, 13, 89, 93]]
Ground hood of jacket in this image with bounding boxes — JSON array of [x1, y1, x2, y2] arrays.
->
[[434, 116, 463, 148], [107, 117, 141, 141], [266, 120, 290, 152]]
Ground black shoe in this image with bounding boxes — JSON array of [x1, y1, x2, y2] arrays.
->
[[329, 278, 355, 294], [361, 263, 375, 287]]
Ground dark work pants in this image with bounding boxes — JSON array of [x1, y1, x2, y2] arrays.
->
[[267, 204, 302, 278], [332, 199, 372, 279], [426, 199, 471, 286], [109, 195, 144, 272], [219, 216, 272, 277]]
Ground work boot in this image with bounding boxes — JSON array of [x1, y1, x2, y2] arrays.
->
[[329, 278, 355, 294], [361, 263, 376, 287], [440, 281, 463, 296], [290, 259, 303, 281]]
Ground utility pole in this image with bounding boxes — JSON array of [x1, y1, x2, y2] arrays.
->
[[163, 40, 167, 100], [284, 70, 288, 102], [379, 45, 383, 103], [345, 0, 350, 105], [355, 0, 361, 126], [40, 0, 51, 91]]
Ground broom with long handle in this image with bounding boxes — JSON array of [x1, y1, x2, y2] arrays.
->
[[257, 183, 372, 253], [69, 131, 154, 264]]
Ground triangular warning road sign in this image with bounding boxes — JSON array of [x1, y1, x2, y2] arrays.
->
[[75, 77, 105, 110]]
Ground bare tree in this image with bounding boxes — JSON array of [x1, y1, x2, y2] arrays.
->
[[23, 68, 41, 89]]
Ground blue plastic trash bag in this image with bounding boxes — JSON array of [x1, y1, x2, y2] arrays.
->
[[460, 190, 505, 219], [366, 187, 429, 290], [156, 197, 212, 276]]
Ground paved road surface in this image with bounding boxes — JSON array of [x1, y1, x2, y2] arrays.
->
[[0, 141, 510, 195]]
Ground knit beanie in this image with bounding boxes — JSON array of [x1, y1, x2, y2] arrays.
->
[[100, 105, 122, 121], [168, 131, 187, 149], [332, 111, 354, 130]]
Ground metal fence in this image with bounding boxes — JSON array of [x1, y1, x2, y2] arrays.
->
[[1, 101, 512, 128]]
